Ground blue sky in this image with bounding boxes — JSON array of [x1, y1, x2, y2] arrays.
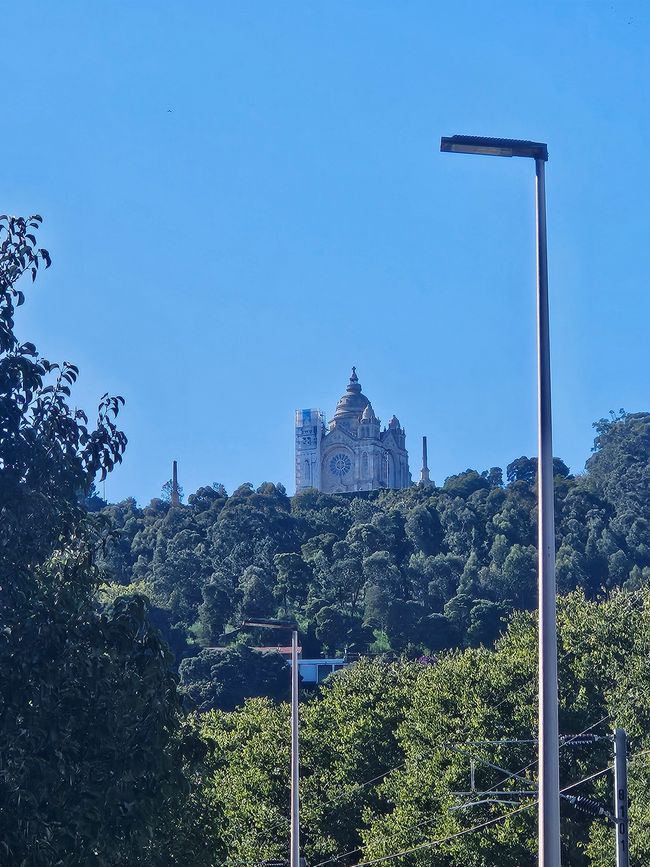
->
[[3, 1, 649, 502]]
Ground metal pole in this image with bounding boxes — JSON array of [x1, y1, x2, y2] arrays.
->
[[535, 157, 561, 867], [614, 728, 629, 867], [290, 629, 300, 867]]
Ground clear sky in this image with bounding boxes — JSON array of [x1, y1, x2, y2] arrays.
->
[[3, 1, 649, 503]]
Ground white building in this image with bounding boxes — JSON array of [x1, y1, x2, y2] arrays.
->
[[295, 368, 411, 493]]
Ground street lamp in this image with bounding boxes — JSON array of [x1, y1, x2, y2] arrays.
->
[[242, 618, 302, 867], [440, 134, 560, 867]]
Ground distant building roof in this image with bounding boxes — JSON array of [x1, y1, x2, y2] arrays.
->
[[330, 367, 370, 426], [255, 646, 303, 656]]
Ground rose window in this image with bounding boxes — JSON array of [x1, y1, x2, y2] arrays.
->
[[330, 453, 352, 478]]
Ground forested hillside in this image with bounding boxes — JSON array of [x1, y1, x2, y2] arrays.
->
[[97, 410, 650, 709]]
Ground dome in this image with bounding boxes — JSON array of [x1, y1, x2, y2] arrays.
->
[[388, 415, 401, 429], [330, 367, 370, 426], [361, 403, 377, 423]]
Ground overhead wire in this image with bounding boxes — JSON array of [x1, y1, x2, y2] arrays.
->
[[220, 755, 631, 867], [452, 712, 612, 811], [348, 762, 616, 867], [310, 712, 613, 867], [239, 589, 646, 859], [254, 689, 529, 850], [350, 733, 650, 867]]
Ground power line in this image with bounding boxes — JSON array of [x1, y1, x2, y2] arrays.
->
[[310, 713, 612, 867], [446, 713, 612, 813], [348, 763, 615, 867], [214, 751, 643, 867], [256, 692, 527, 849], [237, 590, 644, 859]]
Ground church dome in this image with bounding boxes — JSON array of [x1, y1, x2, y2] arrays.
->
[[361, 403, 377, 423], [330, 367, 370, 426]]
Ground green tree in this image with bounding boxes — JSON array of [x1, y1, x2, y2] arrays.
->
[[161, 477, 185, 503], [179, 646, 291, 711], [0, 215, 186, 865], [273, 552, 312, 615], [443, 469, 490, 497]]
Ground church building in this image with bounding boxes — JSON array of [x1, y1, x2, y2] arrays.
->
[[295, 368, 411, 493]]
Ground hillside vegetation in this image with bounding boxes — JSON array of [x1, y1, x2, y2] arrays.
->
[[192, 590, 650, 866], [98, 410, 650, 708]]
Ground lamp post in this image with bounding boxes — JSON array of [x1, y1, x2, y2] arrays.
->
[[242, 618, 301, 867], [440, 135, 560, 867]]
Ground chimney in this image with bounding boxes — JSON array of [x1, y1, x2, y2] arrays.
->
[[171, 460, 180, 506]]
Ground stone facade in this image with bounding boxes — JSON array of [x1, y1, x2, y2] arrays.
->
[[295, 368, 411, 494]]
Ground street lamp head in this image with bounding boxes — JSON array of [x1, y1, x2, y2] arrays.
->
[[440, 135, 548, 161], [242, 617, 299, 631]]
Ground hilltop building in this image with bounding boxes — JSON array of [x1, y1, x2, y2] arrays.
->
[[295, 368, 411, 493]]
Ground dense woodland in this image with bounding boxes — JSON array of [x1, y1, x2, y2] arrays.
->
[[97, 408, 650, 712], [4, 214, 650, 865]]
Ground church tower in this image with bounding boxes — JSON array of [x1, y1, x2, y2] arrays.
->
[[295, 408, 325, 492], [295, 368, 411, 494]]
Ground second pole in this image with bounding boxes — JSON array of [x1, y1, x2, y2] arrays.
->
[[614, 728, 629, 867], [290, 628, 301, 867]]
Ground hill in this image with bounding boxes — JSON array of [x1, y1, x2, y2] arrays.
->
[[97, 410, 650, 710]]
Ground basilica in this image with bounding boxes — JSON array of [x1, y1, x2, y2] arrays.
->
[[295, 368, 412, 493]]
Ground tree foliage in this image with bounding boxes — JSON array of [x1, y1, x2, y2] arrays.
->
[[96, 409, 650, 712], [192, 591, 650, 866], [0, 216, 195, 865]]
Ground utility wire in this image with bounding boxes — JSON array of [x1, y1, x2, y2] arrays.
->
[[245, 589, 644, 856], [310, 712, 612, 867], [453, 712, 612, 810], [220, 758, 629, 867], [348, 763, 615, 867], [255, 691, 528, 848]]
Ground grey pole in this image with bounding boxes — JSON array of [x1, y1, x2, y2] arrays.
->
[[290, 628, 300, 867], [614, 728, 629, 867], [535, 157, 561, 867], [439, 136, 559, 865]]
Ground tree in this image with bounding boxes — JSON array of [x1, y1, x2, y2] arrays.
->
[[506, 455, 537, 484], [83, 480, 108, 511], [405, 503, 443, 556], [194, 699, 290, 863], [507, 455, 571, 484], [179, 646, 291, 711], [197, 577, 232, 643], [94, 400, 650, 669], [359, 591, 649, 866], [443, 469, 489, 497], [466, 599, 507, 646], [587, 411, 650, 517], [273, 552, 311, 615], [161, 477, 184, 503], [0, 215, 186, 864], [188, 592, 650, 866], [194, 659, 419, 864]]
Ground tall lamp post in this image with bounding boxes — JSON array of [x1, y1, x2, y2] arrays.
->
[[242, 617, 302, 867], [440, 135, 560, 867]]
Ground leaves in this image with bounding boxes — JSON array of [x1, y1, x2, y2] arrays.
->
[[0, 215, 190, 865]]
